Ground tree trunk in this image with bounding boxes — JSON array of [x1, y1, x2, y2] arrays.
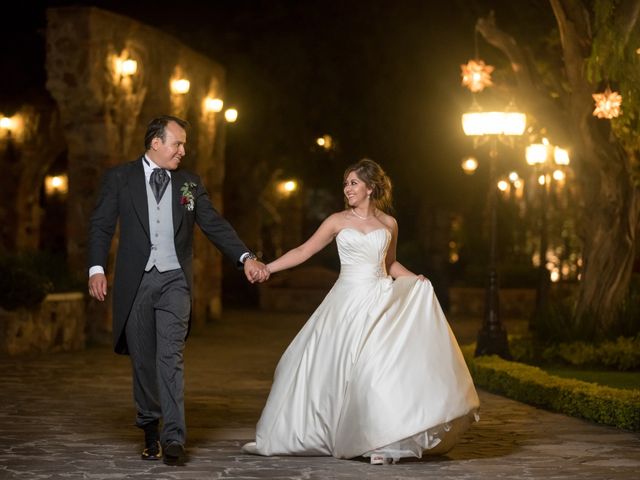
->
[[554, 0, 640, 333], [476, 1, 640, 335], [573, 120, 640, 331]]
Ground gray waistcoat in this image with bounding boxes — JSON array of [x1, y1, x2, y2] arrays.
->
[[144, 178, 180, 272]]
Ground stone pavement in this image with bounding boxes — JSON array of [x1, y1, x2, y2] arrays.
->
[[0, 309, 638, 479]]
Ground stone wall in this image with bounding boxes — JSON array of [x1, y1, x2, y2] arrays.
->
[[0, 293, 85, 356], [45, 7, 232, 341]]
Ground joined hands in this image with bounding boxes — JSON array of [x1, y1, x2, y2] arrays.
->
[[244, 259, 271, 284]]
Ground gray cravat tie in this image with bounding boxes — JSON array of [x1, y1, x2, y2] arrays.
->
[[150, 168, 169, 203]]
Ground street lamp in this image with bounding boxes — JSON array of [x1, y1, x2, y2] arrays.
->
[[526, 140, 570, 326], [462, 108, 526, 358]]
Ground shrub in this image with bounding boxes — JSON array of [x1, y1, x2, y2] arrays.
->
[[509, 335, 640, 371], [462, 344, 640, 431], [0, 254, 53, 311]]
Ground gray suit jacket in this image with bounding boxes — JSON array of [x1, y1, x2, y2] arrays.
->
[[88, 157, 248, 354]]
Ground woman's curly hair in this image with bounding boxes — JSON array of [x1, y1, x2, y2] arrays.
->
[[343, 158, 393, 213]]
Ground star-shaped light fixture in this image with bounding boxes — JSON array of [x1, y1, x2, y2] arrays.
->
[[461, 59, 494, 93], [592, 87, 622, 119]]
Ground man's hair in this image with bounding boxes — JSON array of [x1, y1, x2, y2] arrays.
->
[[144, 115, 189, 150]]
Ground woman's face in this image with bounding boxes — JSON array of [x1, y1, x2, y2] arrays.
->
[[343, 171, 372, 207]]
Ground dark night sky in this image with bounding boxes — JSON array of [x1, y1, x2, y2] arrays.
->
[[3, 1, 555, 238]]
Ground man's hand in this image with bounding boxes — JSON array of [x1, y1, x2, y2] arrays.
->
[[244, 259, 270, 284], [88, 273, 108, 301]]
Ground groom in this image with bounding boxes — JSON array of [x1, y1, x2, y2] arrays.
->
[[87, 115, 269, 465]]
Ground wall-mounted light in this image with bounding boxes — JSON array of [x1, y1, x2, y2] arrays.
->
[[203, 96, 224, 113], [171, 78, 190, 94], [224, 108, 238, 123], [44, 174, 69, 196], [111, 52, 138, 82], [277, 179, 298, 197], [0, 116, 13, 131], [119, 59, 137, 76]]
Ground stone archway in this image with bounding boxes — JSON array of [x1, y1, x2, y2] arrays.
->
[[0, 103, 65, 254]]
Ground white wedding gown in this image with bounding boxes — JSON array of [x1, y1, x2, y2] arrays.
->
[[251, 228, 480, 460]]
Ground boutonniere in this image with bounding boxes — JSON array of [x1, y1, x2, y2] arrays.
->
[[179, 182, 197, 211]]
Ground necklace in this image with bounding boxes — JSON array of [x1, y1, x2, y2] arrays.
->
[[351, 208, 371, 220]]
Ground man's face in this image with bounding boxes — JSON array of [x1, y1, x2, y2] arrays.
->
[[150, 121, 186, 170]]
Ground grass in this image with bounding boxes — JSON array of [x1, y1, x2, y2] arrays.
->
[[542, 366, 640, 391]]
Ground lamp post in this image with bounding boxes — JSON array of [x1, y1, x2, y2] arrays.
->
[[525, 141, 570, 326], [462, 109, 526, 358]]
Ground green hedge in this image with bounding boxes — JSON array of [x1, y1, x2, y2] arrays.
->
[[461, 345, 640, 431], [509, 335, 640, 371]]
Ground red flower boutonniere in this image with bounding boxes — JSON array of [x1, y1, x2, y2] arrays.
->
[[180, 182, 197, 211]]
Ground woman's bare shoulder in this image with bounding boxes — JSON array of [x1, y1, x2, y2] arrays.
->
[[377, 211, 398, 231], [320, 211, 351, 231]]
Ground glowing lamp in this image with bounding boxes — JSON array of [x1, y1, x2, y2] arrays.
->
[[224, 108, 238, 123], [552, 170, 565, 181], [277, 180, 298, 195], [44, 174, 69, 196], [461, 157, 478, 174], [171, 79, 190, 94], [462, 111, 526, 136], [117, 58, 137, 76], [0, 117, 13, 130], [554, 147, 570, 165], [526, 144, 548, 165], [592, 87, 622, 119], [204, 97, 224, 113], [460, 59, 494, 93]]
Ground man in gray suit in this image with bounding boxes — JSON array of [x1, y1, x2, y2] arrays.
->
[[87, 115, 268, 465]]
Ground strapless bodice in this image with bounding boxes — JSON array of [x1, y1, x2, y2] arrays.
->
[[336, 228, 391, 281]]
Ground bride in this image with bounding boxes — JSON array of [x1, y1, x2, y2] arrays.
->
[[243, 159, 479, 464]]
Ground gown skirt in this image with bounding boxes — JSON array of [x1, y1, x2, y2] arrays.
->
[[252, 228, 480, 459]]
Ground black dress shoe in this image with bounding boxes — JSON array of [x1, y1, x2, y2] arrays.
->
[[141, 421, 161, 461], [163, 441, 185, 465], [141, 440, 161, 461]]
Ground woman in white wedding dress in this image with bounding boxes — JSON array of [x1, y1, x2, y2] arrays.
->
[[243, 159, 479, 464]]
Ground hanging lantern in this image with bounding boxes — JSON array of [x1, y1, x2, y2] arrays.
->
[[592, 87, 622, 119], [460, 59, 494, 93]]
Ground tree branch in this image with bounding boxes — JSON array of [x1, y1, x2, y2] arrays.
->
[[549, 0, 591, 90], [475, 12, 571, 144], [616, 0, 640, 48]]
